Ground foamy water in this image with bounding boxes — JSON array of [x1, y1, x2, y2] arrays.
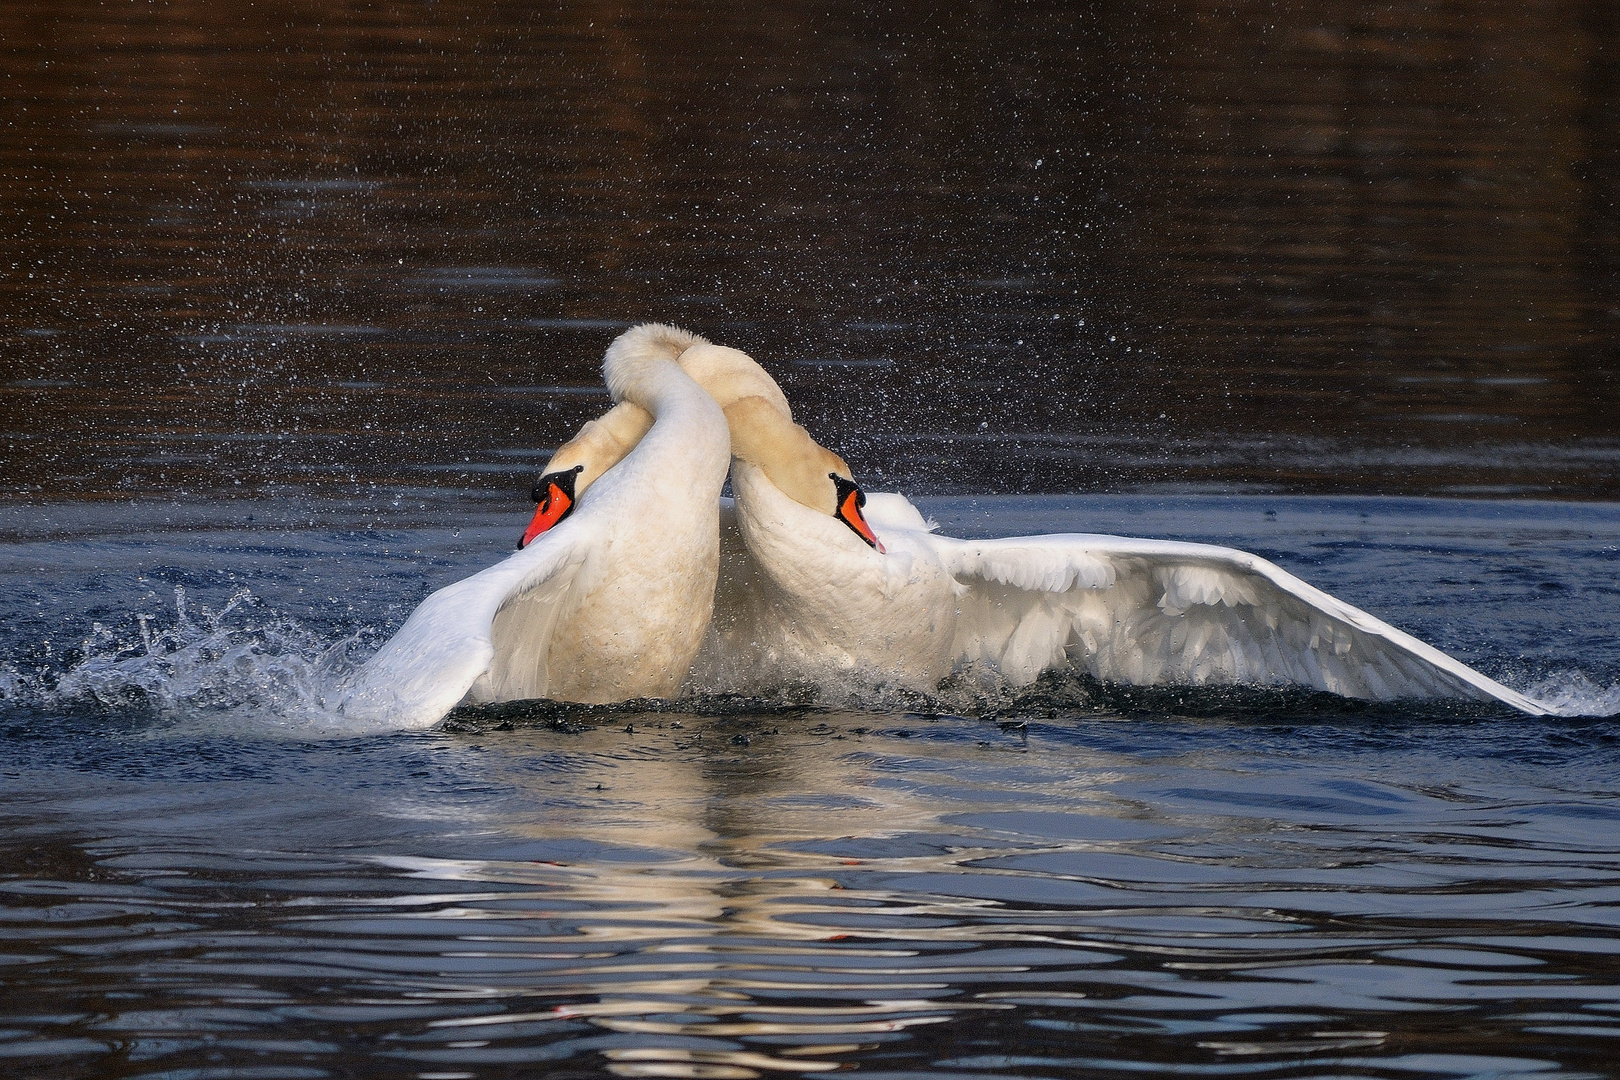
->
[[8, 494, 1616, 729], [8, 567, 1618, 735]]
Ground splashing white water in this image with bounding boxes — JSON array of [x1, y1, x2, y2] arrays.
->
[[1524, 671, 1620, 718], [4, 585, 1613, 730], [0, 586, 381, 734]]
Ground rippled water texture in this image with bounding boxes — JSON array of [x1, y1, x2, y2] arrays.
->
[[3, 496, 1619, 1079]]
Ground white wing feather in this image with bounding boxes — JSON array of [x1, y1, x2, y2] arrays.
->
[[337, 518, 595, 729], [916, 531, 1545, 714]]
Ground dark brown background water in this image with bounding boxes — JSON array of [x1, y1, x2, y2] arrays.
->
[[3, 0, 1618, 507]]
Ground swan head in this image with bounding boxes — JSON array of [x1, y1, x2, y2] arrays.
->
[[672, 343, 883, 554], [518, 332, 884, 552], [723, 394, 885, 554], [829, 472, 884, 551], [519, 463, 583, 549], [518, 401, 654, 549]]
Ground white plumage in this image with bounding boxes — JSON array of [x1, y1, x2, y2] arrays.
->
[[338, 324, 1547, 727], [687, 346, 1546, 715], [921, 528, 1543, 709], [337, 324, 730, 728], [697, 475, 1544, 714]]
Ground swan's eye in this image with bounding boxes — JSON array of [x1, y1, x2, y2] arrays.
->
[[518, 465, 584, 549], [829, 473, 885, 553]]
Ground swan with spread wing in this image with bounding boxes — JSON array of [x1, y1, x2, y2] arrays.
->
[[674, 340, 1546, 714], [336, 323, 729, 728]]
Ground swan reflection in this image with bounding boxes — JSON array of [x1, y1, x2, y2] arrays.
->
[[366, 716, 1105, 1074]]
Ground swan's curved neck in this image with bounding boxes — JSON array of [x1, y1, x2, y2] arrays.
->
[[543, 327, 840, 511], [724, 396, 850, 516], [542, 324, 724, 496], [665, 342, 852, 515], [603, 323, 707, 410], [677, 343, 793, 418], [596, 323, 729, 500]]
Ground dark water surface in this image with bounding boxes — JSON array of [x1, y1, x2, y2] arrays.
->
[[3, 496, 1620, 1079], [3, 0, 1618, 501], [6, 4, 1620, 1079]]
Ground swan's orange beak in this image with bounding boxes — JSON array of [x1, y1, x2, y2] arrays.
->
[[830, 473, 885, 553], [518, 465, 583, 549]]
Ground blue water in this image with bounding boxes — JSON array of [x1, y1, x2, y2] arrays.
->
[[2, 495, 1618, 1079]]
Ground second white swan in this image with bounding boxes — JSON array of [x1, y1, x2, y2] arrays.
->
[[679, 340, 1547, 714]]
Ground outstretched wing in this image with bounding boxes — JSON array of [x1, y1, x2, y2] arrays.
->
[[337, 518, 595, 729], [915, 531, 1544, 713]]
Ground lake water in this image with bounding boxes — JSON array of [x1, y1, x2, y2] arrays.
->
[[4, 2, 1620, 1078], [3, 496, 1618, 1079]]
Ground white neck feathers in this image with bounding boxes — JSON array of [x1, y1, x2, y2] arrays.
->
[[602, 322, 710, 408], [547, 325, 847, 514]]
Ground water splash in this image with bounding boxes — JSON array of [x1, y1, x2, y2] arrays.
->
[[3, 586, 1612, 733], [0, 585, 372, 734], [1524, 670, 1620, 718]]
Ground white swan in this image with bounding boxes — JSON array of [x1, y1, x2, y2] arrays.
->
[[337, 324, 729, 728], [674, 345, 1547, 714]]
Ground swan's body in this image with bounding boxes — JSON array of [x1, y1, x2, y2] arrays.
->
[[680, 347, 1547, 714], [699, 462, 958, 689], [696, 467, 1545, 712], [337, 324, 729, 727]]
